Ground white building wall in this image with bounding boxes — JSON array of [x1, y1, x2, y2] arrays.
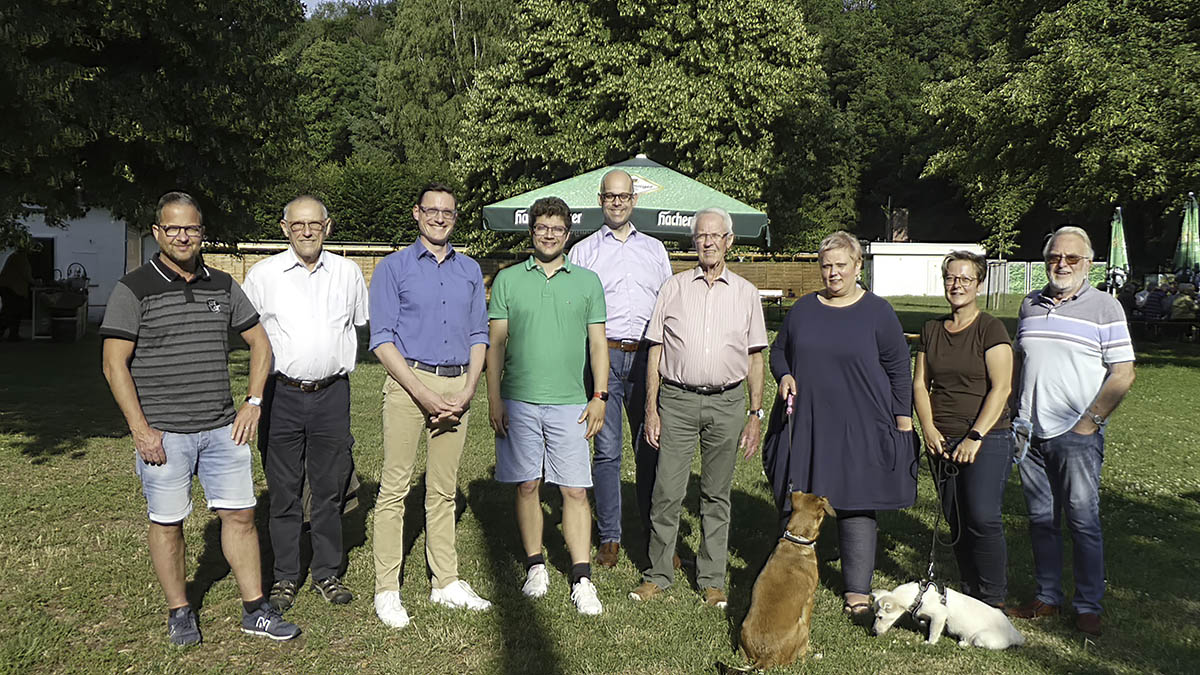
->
[[4, 209, 129, 322], [865, 242, 988, 297]]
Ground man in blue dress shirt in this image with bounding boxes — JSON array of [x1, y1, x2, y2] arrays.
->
[[369, 183, 492, 629]]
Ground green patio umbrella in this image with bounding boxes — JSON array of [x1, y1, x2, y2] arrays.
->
[[481, 156, 770, 246], [1108, 207, 1129, 271], [1173, 192, 1200, 271]]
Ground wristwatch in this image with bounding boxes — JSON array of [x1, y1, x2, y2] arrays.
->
[[747, 408, 765, 419], [245, 396, 262, 407], [593, 391, 609, 402], [1085, 410, 1107, 427], [965, 429, 983, 441]]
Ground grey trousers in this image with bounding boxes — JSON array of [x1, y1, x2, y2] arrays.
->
[[644, 383, 744, 591]]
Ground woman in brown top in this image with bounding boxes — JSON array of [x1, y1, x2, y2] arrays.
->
[[913, 250, 1014, 608]]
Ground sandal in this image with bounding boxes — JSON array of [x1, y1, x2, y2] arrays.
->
[[843, 593, 873, 623]]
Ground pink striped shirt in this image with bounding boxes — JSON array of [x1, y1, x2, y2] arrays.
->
[[646, 266, 768, 388]]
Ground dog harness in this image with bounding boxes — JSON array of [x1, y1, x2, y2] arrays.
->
[[907, 579, 948, 620], [781, 530, 816, 547]]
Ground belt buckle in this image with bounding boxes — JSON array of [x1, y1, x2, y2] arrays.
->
[[299, 380, 318, 392]]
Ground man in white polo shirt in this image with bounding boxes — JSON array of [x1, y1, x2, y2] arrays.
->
[[242, 195, 369, 612], [1007, 225, 1135, 637]]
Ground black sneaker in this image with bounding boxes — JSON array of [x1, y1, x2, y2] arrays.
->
[[269, 579, 299, 612], [167, 606, 202, 646], [313, 576, 353, 604], [241, 601, 302, 641]]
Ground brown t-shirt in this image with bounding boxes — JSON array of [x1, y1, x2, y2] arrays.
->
[[917, 312, 1012, 438]]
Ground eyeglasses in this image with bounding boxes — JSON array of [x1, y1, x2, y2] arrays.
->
[[693, 232, 730, 243], [944, 275, 977, 287], [1045, 253, 1087, 266], [156, 225, 203, 239], [417, 205, 458, 221], [285, 220, 326, 233], [533, 224, 569, 237], [599, 192, 634, 204]]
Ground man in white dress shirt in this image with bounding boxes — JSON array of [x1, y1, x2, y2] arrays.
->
[[242, 195, 369, 612]]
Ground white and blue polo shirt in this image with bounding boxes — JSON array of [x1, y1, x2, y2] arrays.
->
[[1016, 283, 1135, 439]]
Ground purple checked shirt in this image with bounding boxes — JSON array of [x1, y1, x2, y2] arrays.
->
[[568, 225, 673, 341], [368, 241, 488, 365]]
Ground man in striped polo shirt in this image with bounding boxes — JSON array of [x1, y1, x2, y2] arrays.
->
[[1007, 226, 1136, 637], [101, 192, 300, 645]]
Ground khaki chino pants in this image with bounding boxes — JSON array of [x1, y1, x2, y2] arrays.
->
[[374, 369, 469, 592]]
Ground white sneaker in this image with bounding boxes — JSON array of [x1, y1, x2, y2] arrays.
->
[[522, 564, 550, 598], [430, 579, 493, 611], [374, 591, 410, 629], [571, 578, 603, 616]]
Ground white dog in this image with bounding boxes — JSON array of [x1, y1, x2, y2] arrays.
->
[[871, 581, 1025, 650]]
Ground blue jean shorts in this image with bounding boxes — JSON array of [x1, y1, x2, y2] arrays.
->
[[134, 423, 257, 524], [495, 399, 592, 488]]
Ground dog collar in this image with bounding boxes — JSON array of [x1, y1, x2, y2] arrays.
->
[[782, 530, 816, 547], [908, 579, 947, 619]]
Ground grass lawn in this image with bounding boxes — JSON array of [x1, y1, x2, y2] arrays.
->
[[1, 295, 1198, 674]]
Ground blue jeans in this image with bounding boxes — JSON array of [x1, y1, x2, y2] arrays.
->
[[1018, 429, 1105, 614], [592, 346, 657, 544], [938, 430, 1013, 606]]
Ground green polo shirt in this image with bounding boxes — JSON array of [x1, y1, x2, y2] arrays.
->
[[488, 255, 606, 404]]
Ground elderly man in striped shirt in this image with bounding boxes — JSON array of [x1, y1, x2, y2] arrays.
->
[[629, 207, 767, 609], [1007, 225, 1136, 637]]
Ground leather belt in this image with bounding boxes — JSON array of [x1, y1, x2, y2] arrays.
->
[[275, 373, 346, 393], [662, 379, 743, 395], [607, 339, 645, 352], [406, 358, 466, 377]]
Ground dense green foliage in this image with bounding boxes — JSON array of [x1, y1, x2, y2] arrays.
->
[[3, 0, 1196, 263], [0, 0, 303, 245]]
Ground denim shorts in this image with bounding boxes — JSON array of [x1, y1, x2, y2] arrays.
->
[[494, 400, 592, 488], [134, 423, 257, 524]]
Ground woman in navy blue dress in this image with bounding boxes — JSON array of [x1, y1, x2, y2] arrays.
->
[[762, 231, 917, 619]]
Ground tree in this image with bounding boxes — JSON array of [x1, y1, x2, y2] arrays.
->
[[924, 0, 1200, 259], [0, 0, 304, 244], [376, 0, 515, 174], [454, 0, 844, 250]]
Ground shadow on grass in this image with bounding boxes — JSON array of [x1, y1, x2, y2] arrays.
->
[[467, 474, 564, 675], [0, 332, 129, 460]]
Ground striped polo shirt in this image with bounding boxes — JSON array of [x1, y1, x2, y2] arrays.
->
[[1016, 282, 1135, 439], [100, 255, 259, 433]]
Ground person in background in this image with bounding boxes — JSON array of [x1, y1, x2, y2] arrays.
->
[[0, 248, 33, 341]]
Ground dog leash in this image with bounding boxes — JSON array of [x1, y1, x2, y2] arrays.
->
[[921, 440, 963, 581]]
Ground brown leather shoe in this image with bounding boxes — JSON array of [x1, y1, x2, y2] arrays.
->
[[629, 581, 663, 602], [673, 553, 682, 570], [1006, 599, 1060, 619], [1076, 612, 1102, 636], [702, 587, 728, 609], [596, 542, 620, 568]]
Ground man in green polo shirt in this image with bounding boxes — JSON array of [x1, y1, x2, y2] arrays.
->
[[486, 196, 609, 616]]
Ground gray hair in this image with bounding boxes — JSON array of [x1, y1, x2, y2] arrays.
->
[[156, 191, 203, 225], [818, 230, 863, 263], [1043, 225, 1094, 259], [282, 195, 329, 222], [691, 207, 733, 237]]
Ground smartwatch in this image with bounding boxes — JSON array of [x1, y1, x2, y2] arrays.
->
[[593, 391, 609, 402], [965, 429, 983, 442], [245, 396, 263, 407]]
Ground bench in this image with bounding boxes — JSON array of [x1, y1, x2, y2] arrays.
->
[[760, 289, 785, 322]]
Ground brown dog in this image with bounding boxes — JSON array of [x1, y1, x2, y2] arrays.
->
[[738, 491, 834, 670]]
